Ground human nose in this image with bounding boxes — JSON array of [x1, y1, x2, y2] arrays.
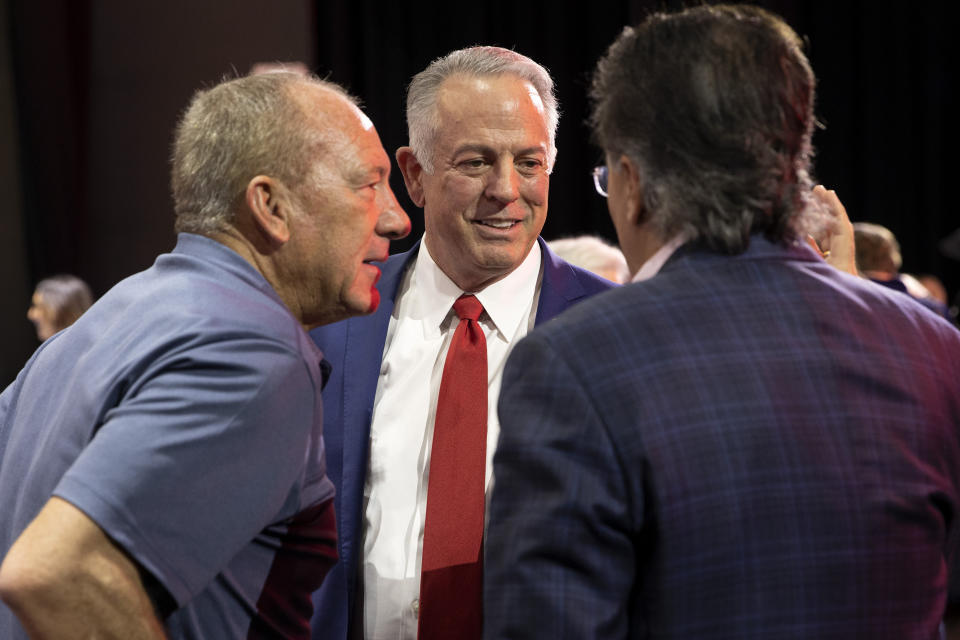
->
[[376, 184, 411, 240], [484, 160, 520, 203]]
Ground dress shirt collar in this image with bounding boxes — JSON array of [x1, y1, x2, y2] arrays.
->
[[632, 232, 692, 283], [411, 236, 542, 341]]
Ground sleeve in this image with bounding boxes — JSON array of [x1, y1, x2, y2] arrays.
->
[[52, 334, 322, 607], [0, 371, 19, 456], [0, 343, 48, 464], [483, 331, 639, 640]]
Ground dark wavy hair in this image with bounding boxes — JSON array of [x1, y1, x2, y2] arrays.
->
[[590, 4, 817, 253]]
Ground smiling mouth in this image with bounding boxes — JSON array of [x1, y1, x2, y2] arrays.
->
[[476, 220, 519, 229]]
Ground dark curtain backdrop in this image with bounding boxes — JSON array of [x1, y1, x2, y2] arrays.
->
[[3, 0, 957, 384]]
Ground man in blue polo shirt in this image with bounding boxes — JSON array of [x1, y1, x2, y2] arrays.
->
[[0, 71, 409, 639]]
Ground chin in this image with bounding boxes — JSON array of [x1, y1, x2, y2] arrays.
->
[[475, 247, 526, 271], [341, 287, 380, 319]]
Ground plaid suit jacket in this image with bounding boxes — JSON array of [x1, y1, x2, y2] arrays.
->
[[485, 236, 960, 639]]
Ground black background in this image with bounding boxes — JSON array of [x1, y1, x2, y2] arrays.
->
[[2, 0, 957, 384]]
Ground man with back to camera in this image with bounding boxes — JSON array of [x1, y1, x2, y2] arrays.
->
[[484, 5, 960, 639], [0, 71, 410, 639], [308, 46, 616, 639]]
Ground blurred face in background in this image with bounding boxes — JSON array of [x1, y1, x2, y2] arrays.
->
[[27, 291, 57, 341]]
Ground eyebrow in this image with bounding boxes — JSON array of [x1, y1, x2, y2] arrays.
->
[[353, 164, 388, 183], [452, 144, 547, 158]]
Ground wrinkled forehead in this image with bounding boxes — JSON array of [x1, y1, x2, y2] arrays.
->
[[432, 73, 550, 148]]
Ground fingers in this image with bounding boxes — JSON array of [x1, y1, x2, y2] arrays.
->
[[805, 234, 826, 258], [811, 185, 857, 276], [811, 185, 847, 228]]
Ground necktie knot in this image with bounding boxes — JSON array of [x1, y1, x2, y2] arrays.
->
[[453, 294, 483, 322]]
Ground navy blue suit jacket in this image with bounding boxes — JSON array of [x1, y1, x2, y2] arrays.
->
[[308, 237, 615, 639], [485, 236, 960, 639]]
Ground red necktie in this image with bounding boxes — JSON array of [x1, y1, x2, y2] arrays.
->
[[418, 294, 487, 640]]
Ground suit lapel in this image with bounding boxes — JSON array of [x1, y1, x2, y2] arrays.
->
[[534, 237, 591, 325], [337, 245, 419, 582]]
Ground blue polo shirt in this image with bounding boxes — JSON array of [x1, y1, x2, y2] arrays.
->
[[0, 233, 336, 639]]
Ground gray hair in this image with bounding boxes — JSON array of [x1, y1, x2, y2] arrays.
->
[[405, 46, 559, 174], [548, 235, 630, 284], [590, 5, 817, 253], [171, 72, 356, 235], [35, 274, 93, 330]]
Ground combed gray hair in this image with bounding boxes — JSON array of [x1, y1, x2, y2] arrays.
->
[[171, 72, 356, 235], [405, 46, 559, 174], [590, 5, 817, 253]]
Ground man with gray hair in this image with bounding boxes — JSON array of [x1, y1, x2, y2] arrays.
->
[[485, 5, 960, 638], [308, 46, 614, 640], [0, 71, 409, 638]]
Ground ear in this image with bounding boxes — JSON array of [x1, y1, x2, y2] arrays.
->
[[396, 146, 426, 208], [245, 176, 291, 246], [616, 154, 645, 225]]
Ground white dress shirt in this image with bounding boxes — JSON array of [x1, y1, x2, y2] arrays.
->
[[632, 233, 691, 282], [361, 239, 543, 640]]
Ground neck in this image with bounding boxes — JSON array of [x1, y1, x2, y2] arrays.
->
[[622, 225, 667, 277], [206, 227, 306, 326]]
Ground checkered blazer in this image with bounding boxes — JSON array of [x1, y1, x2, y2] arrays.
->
[[485, 236, 960, 639]]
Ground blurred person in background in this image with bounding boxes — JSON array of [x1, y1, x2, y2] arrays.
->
[[917, 273, 949, 307], [547, 235, 630, 284], [26, 275, 93, 341], [854, 221, 950, 318]]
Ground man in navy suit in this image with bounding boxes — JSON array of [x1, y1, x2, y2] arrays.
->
[[485, 5, 960, 639], [309, 47, 614, 639]]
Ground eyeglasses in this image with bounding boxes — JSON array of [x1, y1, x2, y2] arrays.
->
[[592, 165, 608, 198]]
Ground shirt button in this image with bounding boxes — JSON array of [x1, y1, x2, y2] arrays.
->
[[411, 598, 420, 617]]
